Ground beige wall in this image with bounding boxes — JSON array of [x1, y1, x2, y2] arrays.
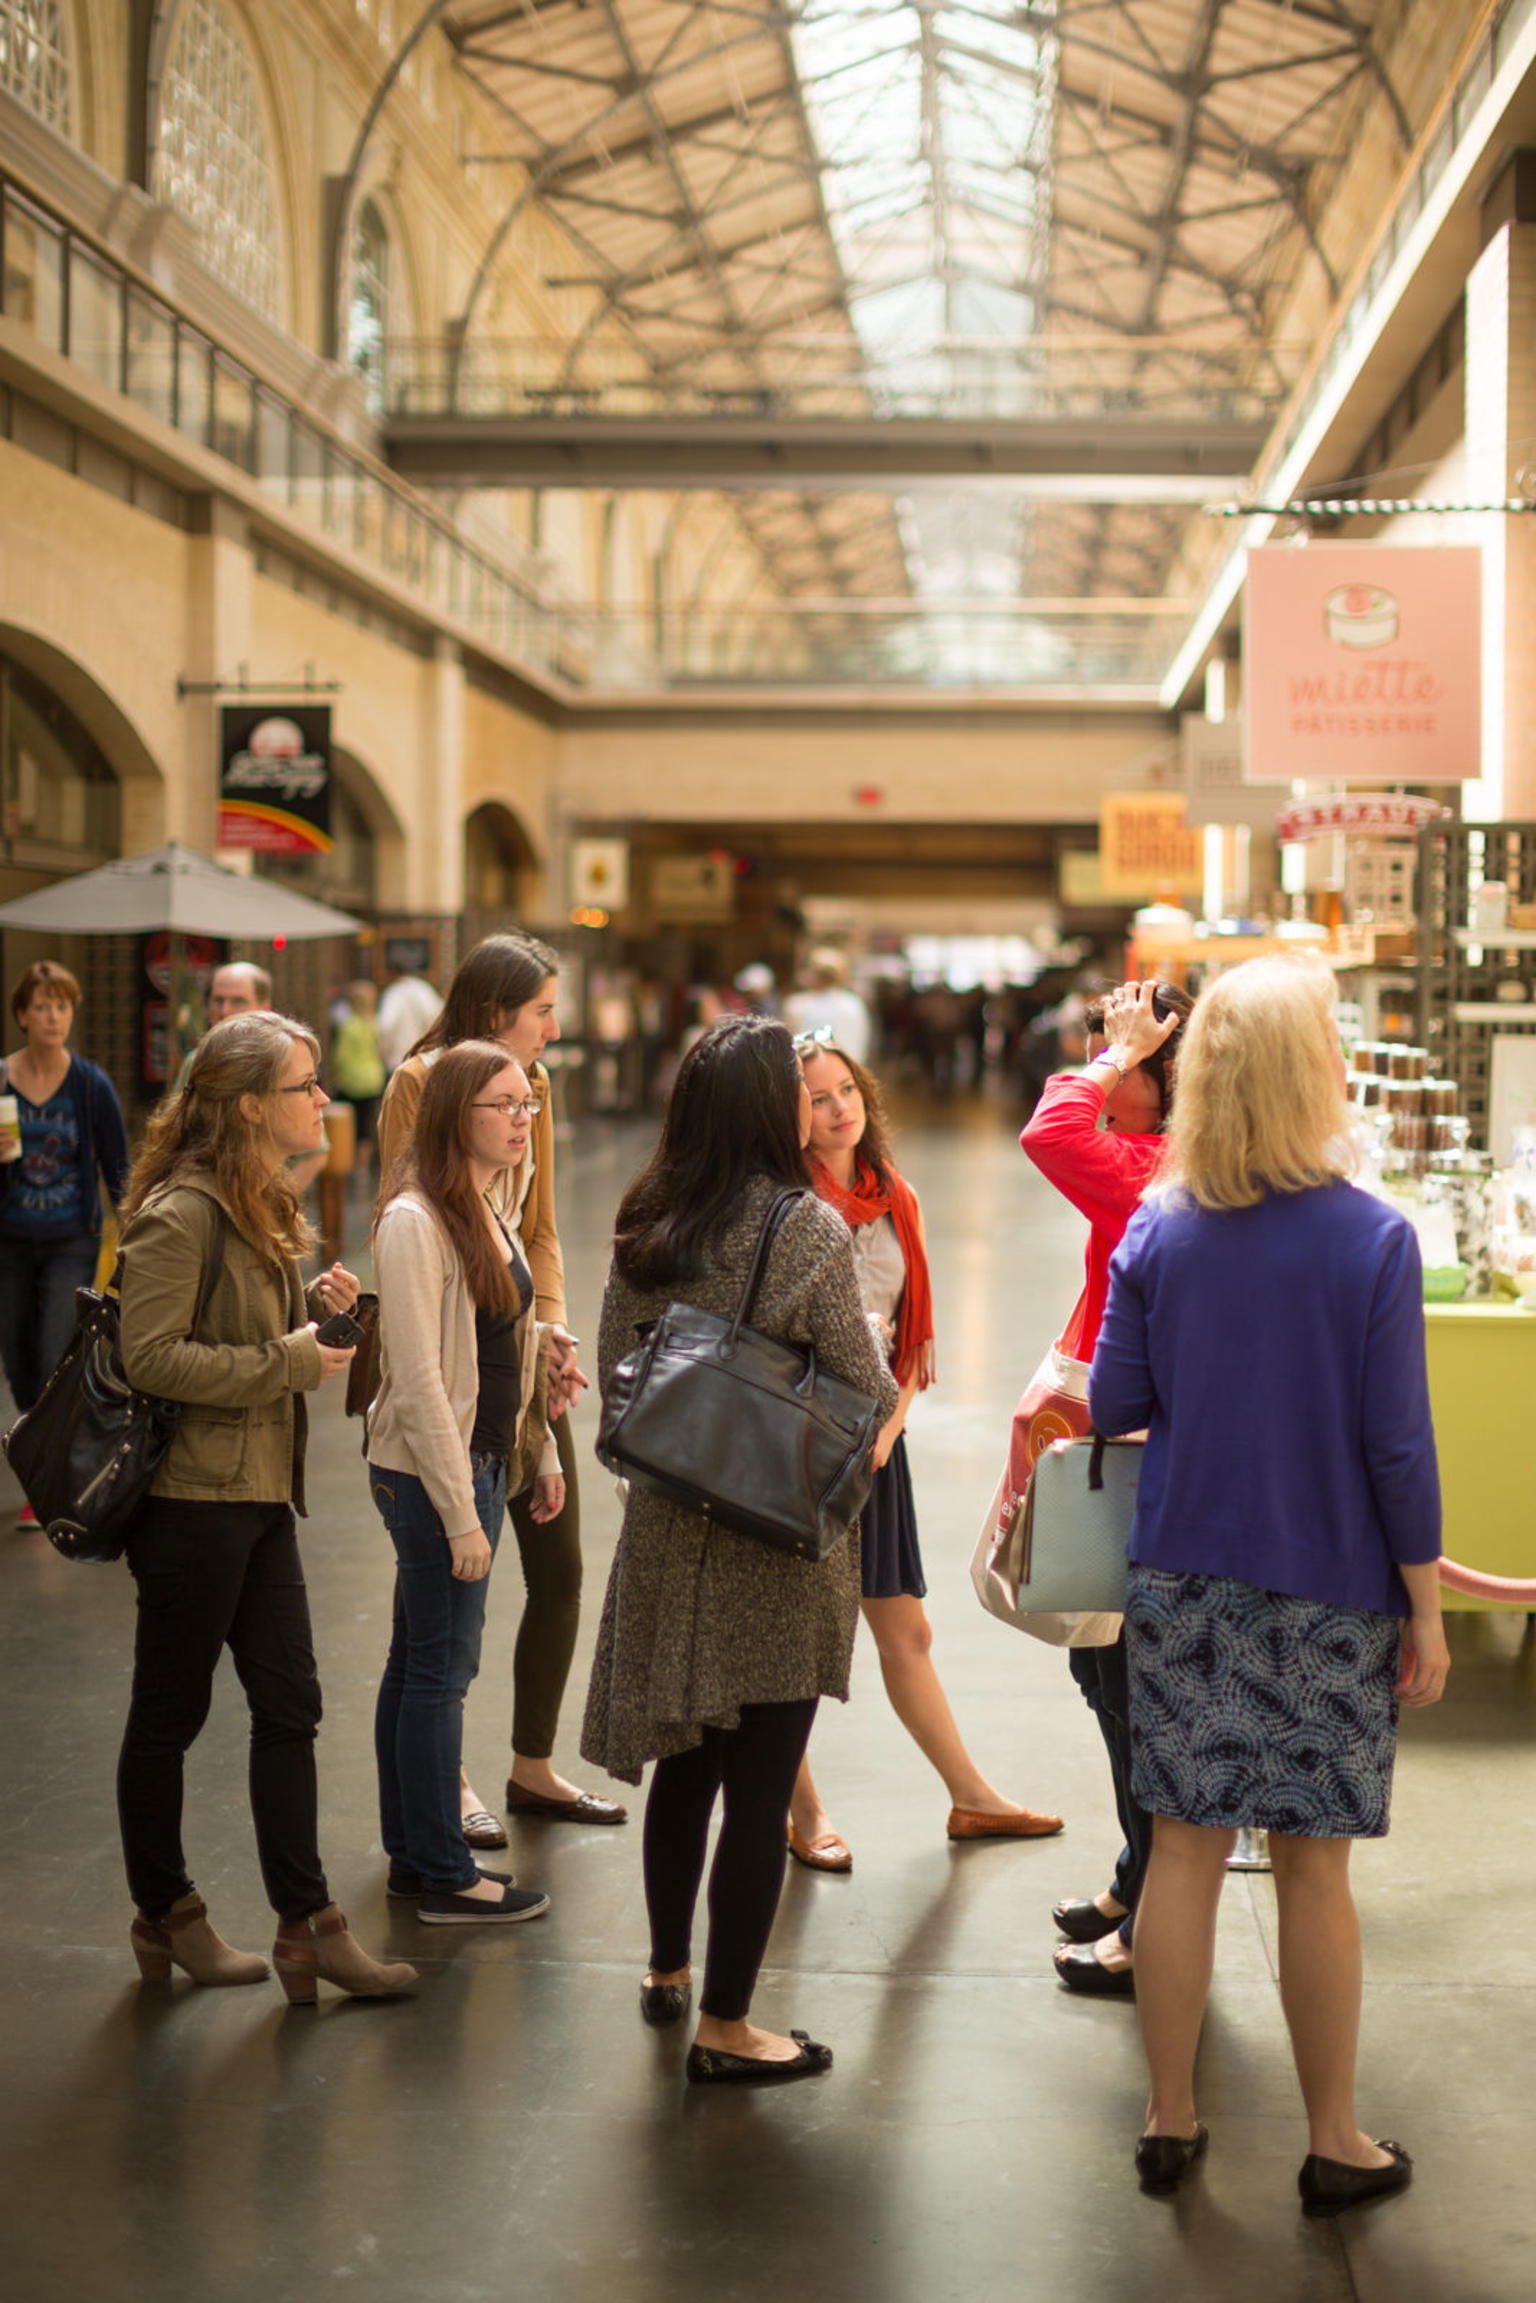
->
[[555, 711, 1176, 828]]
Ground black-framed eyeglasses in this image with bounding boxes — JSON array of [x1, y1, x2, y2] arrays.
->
[[278, 1077, 327, 1098], [471, 1097, 543, 1119]]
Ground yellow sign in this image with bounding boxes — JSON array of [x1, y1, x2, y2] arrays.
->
[[1097, 793, 1203, 898]]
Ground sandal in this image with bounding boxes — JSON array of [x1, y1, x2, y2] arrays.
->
[[461, 1808, 509, 1849], [787, 1824, 853, 1873]]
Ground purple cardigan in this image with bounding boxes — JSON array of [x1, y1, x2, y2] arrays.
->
[[1088, 1179, 1441, 1619]]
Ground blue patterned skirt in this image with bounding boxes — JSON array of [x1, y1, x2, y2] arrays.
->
[[1123, 1565, 1401, 1838]]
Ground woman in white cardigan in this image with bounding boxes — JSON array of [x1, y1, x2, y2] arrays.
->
[[367, 1041, 560, 1924]]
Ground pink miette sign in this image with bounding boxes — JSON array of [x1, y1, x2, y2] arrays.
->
[[1242, 544, 1481, 783]]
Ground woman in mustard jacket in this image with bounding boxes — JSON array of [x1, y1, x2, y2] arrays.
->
[[116, 1010, 415, 2004]]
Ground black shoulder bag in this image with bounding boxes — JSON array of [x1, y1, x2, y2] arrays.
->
[[4, 1204, 228, 1563], [596, 1189, 882, 1563]]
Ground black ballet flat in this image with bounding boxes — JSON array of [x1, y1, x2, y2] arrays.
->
[[1298, 2140, 1412, 2218], [1135, 2124, 1209, 2196], [686, 2029, 833, 2085], [1052, 1897, 1124, 1944], [1054, 1941, 1135, 1996], [640, 1980, 691, 2025]]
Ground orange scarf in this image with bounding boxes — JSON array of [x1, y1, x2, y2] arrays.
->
[[811, 1153, 935, 1390]]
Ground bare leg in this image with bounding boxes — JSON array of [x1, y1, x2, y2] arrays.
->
[[863, 1596, 1025, 1813], [1269, 1831, 1395, 2169], [788, 1752, 835, 1845], [1134, 1815, 1234, 2136]]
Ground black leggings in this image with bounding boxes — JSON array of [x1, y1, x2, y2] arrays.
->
[[643, 1698, 818, 2021], [505, 1407, 582, 1759]]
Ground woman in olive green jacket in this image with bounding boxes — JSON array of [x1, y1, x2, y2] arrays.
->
[[115, 1011, 416, 2005]]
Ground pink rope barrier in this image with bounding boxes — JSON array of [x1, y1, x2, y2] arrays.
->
[[1438, 1557, 1536, 1604]]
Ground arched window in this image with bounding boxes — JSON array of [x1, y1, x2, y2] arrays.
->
[[155, 0, 282, 325], [349, 198, 391, 414], [0, 0, 72, 134]]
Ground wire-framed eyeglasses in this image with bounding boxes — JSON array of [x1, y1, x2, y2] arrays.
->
[[471, 1097, 543, 1119]]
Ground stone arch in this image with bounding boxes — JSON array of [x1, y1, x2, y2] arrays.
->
[[251, 738, 407, 916], [0, 619, 165, 849], [464, 799, 539, 924]]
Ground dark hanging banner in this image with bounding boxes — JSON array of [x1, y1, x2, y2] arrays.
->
[[218, 704, 333, 855]]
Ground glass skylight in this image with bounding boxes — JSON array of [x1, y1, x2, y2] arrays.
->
[[793, 1, 1059, 602]]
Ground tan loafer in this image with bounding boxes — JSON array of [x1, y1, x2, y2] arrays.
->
[[947, 1804, 1064, 1840], [787, 1824, 853, 1873]]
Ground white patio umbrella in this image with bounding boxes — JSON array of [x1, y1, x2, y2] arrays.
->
[[0, 841, 362, 939]]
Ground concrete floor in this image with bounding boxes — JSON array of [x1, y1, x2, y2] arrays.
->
[[2, 1099, 1532, 2303]]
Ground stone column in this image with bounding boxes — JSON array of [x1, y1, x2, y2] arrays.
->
[[419, 636, 465, 917], [1464, 159, 1536, 819], [180, 495, 252, 851]]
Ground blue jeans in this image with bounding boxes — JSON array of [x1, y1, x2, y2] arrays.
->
[[0, 1232, 100, 1412], [371, 1457, 506, 1890]]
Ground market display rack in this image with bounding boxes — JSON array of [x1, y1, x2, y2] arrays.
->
[[1416, 821, 1536, 1148]]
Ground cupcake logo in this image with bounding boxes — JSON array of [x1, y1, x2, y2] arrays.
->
[[1323, 584, 1399, 650]]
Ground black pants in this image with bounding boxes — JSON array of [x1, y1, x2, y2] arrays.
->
[[505, 1407, 582, 1759], [644, 1698, 818, 2021], [117, 1499, 330, 1923], [1068, 1631, 1150, 1950]]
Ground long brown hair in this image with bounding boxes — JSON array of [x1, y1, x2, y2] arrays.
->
[[376, 1040, 524, 1311], [121, 1012, 317, 1271], [798, 1038, 896, 1184], [410, 932, 559, 1060]]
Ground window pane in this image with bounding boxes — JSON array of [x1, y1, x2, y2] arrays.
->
[[2, 193, 65, 349], [292, 420, 326, 528], [125, 287, 176, 425], [256, 390, 291, 498], [211, 352, 255, 470], [67, 243, 122, 388], [176, 327, 211, 444]]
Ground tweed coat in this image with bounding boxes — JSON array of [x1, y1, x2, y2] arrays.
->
[[581, 1179, 898, 1784]]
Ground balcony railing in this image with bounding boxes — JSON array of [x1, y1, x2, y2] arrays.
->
[[0, 166, 560, 678], [379, 333, 1296, 427]]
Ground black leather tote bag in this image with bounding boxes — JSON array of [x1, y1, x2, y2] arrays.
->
[[597, 1190, 881, 1563], [4, 1206, 227, 1563]]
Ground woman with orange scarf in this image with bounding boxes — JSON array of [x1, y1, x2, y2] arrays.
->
[[786, 1035, 1062, 1869]]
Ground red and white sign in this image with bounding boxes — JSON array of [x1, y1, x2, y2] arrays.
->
[[1276, 794, 1449, 843], [1243, 545, 1481, 783]]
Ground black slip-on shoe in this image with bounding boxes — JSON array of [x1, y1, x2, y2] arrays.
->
[[686, 2029, 832, 2085]]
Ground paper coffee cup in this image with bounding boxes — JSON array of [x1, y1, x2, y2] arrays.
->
[[0, 1095, 20, 1162]]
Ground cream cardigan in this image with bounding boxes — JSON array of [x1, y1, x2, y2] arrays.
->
[[366, 1189, 555, 1534]]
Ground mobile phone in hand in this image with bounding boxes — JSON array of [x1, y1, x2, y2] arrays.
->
[[315, 1309, 367, 1348]]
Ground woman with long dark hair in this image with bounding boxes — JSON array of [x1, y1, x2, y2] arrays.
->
[[368, 1041, 559, 1923], [377, 932, 615, 1839], [116, 1012, 415, 2002], [786, 1035, 1060, 1868], [582, 1015, 896, 2081]]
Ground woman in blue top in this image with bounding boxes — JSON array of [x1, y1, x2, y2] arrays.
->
[[1089, 954, 1448, 2214], [0, 961, 130, 1523]]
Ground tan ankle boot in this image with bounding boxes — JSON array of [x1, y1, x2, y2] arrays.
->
[[130, 1893, 271, 1986], [272, 1904, 417, 2004]]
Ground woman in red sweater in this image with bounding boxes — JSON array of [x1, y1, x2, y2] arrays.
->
[[1020, 978, 1192, 1995]]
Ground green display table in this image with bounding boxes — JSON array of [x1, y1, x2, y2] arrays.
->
[[1425, 1302, 1536, 1610]]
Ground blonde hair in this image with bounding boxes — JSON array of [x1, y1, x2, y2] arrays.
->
[[123, 1011, 318, 1270], [1156, 954, 1353, 1211]]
